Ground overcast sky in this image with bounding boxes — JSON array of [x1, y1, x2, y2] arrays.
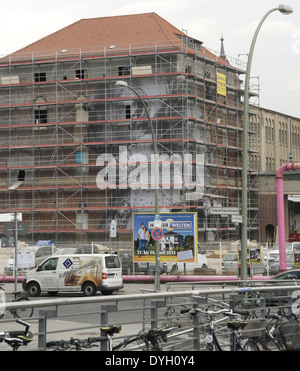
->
[[1, 0, 300, 117]]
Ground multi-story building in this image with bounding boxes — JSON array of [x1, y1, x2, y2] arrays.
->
[[259, 107, 300, 244], [0, 13, 260, 246]]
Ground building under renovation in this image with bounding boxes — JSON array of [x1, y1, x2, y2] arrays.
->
[[0, 13, 260, 245]]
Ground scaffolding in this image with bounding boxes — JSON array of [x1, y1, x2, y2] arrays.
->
[[0, 40, 260, 245]]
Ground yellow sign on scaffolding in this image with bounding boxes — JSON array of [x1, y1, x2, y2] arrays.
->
[[217, 72, 226, 96]]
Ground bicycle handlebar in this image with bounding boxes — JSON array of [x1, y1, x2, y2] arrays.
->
[[16, 319, 31, 334], [0, 319, 33, 349], [112, 324, 181, 351], [266, 310, 299, 323], [180, 307, 250, 318], [46, 335, 108, 350]]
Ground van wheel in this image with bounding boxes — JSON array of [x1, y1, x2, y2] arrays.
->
[[27, 282, 41, 297], [82, 282, 96, 296]]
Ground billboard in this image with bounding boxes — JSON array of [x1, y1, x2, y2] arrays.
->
[[133, 212, 197, 263]]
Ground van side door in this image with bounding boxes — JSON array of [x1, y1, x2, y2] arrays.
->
[[38, 257, 58, 291]]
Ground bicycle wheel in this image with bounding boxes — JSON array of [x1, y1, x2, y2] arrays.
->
[[13, 297, 34, 319], [273, 336, 286, 351], [260, 334, 286, 351], [135, 330, 150, 351], [240, 339, 260, 351]]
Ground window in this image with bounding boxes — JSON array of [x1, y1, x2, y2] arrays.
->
[[185, 65, 192, 74], [34, 72, 46, 82], [18, 170, 25, 182], [35, 110, 47, 124], [105, 256, 120, 269], [75, 69, 86, 79], [40, 258, 58, 271], [76, 202, 88, 229], [118, 66, 125, 76], [125, 105, 131, 119]]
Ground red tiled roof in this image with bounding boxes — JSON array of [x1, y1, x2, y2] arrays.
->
[[8, 12, 225, 65], [12, 13, 186, 55]]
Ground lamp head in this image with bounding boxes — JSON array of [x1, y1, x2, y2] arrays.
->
[[278, 4, 293, 15], [115, 81, 128, 87]]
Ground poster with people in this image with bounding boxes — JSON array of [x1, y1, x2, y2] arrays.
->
[[133, 213, 197, 263]]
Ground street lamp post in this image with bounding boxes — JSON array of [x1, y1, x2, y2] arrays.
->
[[241, 4, 293, 281], [116, 80, 161, 291]]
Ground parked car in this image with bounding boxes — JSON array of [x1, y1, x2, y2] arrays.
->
[[272, 269, 300, 281], [222, 252, 238, 272], [35, 245, 56, 266], [4, 245, 55, 275], [118, 249, 168, 275], [4, 251, 33, 275], [263, 252, 296, 276], [166, 253, 208, 274], [222, 252, 264, 275], [264, 242, 300, 264]]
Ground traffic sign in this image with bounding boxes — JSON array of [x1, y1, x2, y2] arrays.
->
[[232, 215, 243, 224], [3, 223, 14, 237], [110, 220, 117, 238], [210, 207, 239, 215], [151, 228, 164, 241], [17, 222, 29, 236], [3, 222, 29, 237]]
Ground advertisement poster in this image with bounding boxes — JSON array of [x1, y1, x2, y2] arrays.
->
[[238, 243, 262, 263], [133, 213, 197, 263], [294, 248, 300, 268]]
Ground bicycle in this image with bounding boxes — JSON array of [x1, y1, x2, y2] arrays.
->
[[46, 323, 181, 351], [0, 286, 33, 319], [180, 307, 259, 351], [0, 319, 33, 351], [255, 310, 300, 351]]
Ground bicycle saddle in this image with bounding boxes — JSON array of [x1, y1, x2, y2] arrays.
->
[[100, 325, 122, 336], [227, 320, 248, 331]]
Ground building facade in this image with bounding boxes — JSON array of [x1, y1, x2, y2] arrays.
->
[[259, 107, 300, 244], [0, 13, 260, 246]]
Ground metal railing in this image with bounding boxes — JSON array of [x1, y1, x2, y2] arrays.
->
[[0, 284, 299, 351]]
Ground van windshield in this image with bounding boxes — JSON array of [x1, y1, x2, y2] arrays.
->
[[105, 256, 120, 269]]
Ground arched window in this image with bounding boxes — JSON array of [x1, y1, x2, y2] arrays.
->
[[76, 202, 89, 229]]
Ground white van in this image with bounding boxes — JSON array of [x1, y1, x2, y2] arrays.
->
[[22, 254, 123, 297]]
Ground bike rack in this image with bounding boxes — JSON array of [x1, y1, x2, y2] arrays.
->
[[0, 284, 299, 351]]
